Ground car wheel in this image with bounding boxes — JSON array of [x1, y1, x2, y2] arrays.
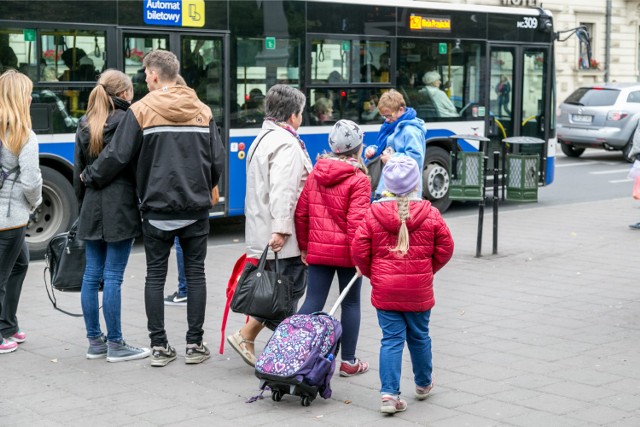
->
[[622, 139, 635, 163], [560, 143, 585, 158]]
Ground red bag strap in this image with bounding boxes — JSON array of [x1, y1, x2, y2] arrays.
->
[[219, 254, 258, 354]]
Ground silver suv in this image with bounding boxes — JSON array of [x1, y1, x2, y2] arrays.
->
[[557, 83, 640, 161]]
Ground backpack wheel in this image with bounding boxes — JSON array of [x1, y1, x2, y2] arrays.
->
[[272, 390, 282, 402], [301, 396, 311, 407]]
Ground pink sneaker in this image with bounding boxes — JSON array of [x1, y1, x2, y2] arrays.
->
[[0, 338, 18, 354], [339, 358, 369, 377], [7, 330, 26, 343]]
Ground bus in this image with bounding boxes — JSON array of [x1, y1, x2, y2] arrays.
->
[[0, 0, 560, 257]]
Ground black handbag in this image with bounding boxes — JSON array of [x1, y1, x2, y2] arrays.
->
[[367, 155, 383, 192], [44, 219, 100, 316], [230, 245, 293, 321]]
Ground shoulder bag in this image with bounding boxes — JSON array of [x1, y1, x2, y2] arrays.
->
[[230, 245, 293, 321], [44, 218, 101, 316]]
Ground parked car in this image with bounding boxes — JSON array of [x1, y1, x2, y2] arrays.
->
[[557, 82, 640, 161]]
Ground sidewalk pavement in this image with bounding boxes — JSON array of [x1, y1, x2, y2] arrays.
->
[[2, 197, 640, 427]]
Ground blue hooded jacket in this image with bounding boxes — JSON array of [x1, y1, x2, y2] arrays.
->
[[376, 116, 426, 195]]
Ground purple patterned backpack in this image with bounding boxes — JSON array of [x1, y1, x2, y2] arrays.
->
[[255, 313, 342, 399]]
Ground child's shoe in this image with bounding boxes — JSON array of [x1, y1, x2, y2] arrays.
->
[[339, 358, 369, 377], [7, 330, 26, 343], [0, 338, 18, 354], [380, 394, 407, 414], [415, 382, 434, 400]]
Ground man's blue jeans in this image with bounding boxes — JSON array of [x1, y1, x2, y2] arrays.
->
[[81, 239, 134, 342], [174, 236, 186, 297], [376, 309, 432, 396]]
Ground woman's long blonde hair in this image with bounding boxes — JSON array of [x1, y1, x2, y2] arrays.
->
[[84, 69, 132, 157], [0, 70, 33, 155], [391, 196, 411, 255]]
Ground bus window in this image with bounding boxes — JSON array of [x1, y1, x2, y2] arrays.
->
[[490, 49, 514, 137], [40, 29, 105, 82], [522, 49, 547, 140], [123, 35, 169, 101], [0, 29, 37, 80], [310, 39, 350, 84], [398, 39, 484, 121], [234, 37, 301, 128], [180, 36, 224, 120], [352, 40, 391, 83]]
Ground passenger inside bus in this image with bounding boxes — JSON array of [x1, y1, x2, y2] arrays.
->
[[418, 71, 458, 118], [240, 88, 265, 125], [0, 45, 18, 72], [59, 48, 97, 81], [312, 97, 334, 124]]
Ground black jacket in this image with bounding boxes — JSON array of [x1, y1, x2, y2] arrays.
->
[[73, 97, 141, 241], [82, 85, 225, 220]]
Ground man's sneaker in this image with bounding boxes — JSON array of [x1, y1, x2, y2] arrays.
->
[[86, 335, 108, 359], [7, 330, 26, 343], [339, 358, 369, 377], [151, 344, 177, 367], [164, 291, 187, 306], [185, 342, 210, 364], [380, 395, 407, 414], [106, 340, 151, 363], [0, 338, 18, 354], [415, 382, 434, 400]]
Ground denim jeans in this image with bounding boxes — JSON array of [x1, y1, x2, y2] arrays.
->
[[174, 236, 187, 296], [376, 309, 432, 396], [81, 239, 134, 342], [143, 219, 209, 347], [0, 227, 29, 340], [298, 264, 362, 361]]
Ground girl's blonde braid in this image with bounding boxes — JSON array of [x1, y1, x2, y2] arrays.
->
[[391, 196, 410, 255]]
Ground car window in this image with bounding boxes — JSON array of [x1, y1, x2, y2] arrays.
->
[[564, 88, 620, 106], [627, 91, 640, 103]]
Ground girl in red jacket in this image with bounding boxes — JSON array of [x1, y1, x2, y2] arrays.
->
[[295, 119, 371, 377], [351, 155, 454, 414]]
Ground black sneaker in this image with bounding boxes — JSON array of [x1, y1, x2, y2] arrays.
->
[[151, 344, 177, 367], [185, 342, 211, 364], [164, 291, 187, 306]]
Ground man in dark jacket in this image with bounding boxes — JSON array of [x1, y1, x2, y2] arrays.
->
[[82, 50, 225, 367]]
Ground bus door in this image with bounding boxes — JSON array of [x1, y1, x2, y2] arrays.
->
[[489, 44, 550, 143], [119, 30, 228, 215]]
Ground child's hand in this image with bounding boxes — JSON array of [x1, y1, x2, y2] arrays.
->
[[365, 146, 376, 159]]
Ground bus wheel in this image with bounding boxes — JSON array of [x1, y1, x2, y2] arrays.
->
[[26, 166, 78, 260], [423, 147, 452, 213]]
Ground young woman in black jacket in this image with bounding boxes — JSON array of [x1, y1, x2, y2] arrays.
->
[[73, 69, 149, 362]]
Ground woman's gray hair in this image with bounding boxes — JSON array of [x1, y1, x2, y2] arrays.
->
[[265, 84, 306, 122]]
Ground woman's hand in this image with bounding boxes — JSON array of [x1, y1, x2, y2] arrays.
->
[[269, 232, 287, 253]]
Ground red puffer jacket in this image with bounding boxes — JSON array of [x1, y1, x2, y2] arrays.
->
[[295, 157, 371, 267], [351, 199, 454, 312]]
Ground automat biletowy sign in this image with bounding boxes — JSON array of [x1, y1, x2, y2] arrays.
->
[[144, 0, 205, 28]]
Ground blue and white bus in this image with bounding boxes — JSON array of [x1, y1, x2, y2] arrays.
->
[[0, 0, 559, 256]]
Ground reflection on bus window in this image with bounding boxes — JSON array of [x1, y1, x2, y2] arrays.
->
[[233, 37, 300, 128], [123, 35, 169, 101], [40, 30, 105, 82], [397, 39, 483, 122]]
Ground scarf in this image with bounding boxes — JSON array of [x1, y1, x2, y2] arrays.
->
[[366, 107, 417, 164], [265, 117, 306, 151]]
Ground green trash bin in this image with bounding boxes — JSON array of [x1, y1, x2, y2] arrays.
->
[[502, 136, 544, 202], [449, 151, 484, 201]]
